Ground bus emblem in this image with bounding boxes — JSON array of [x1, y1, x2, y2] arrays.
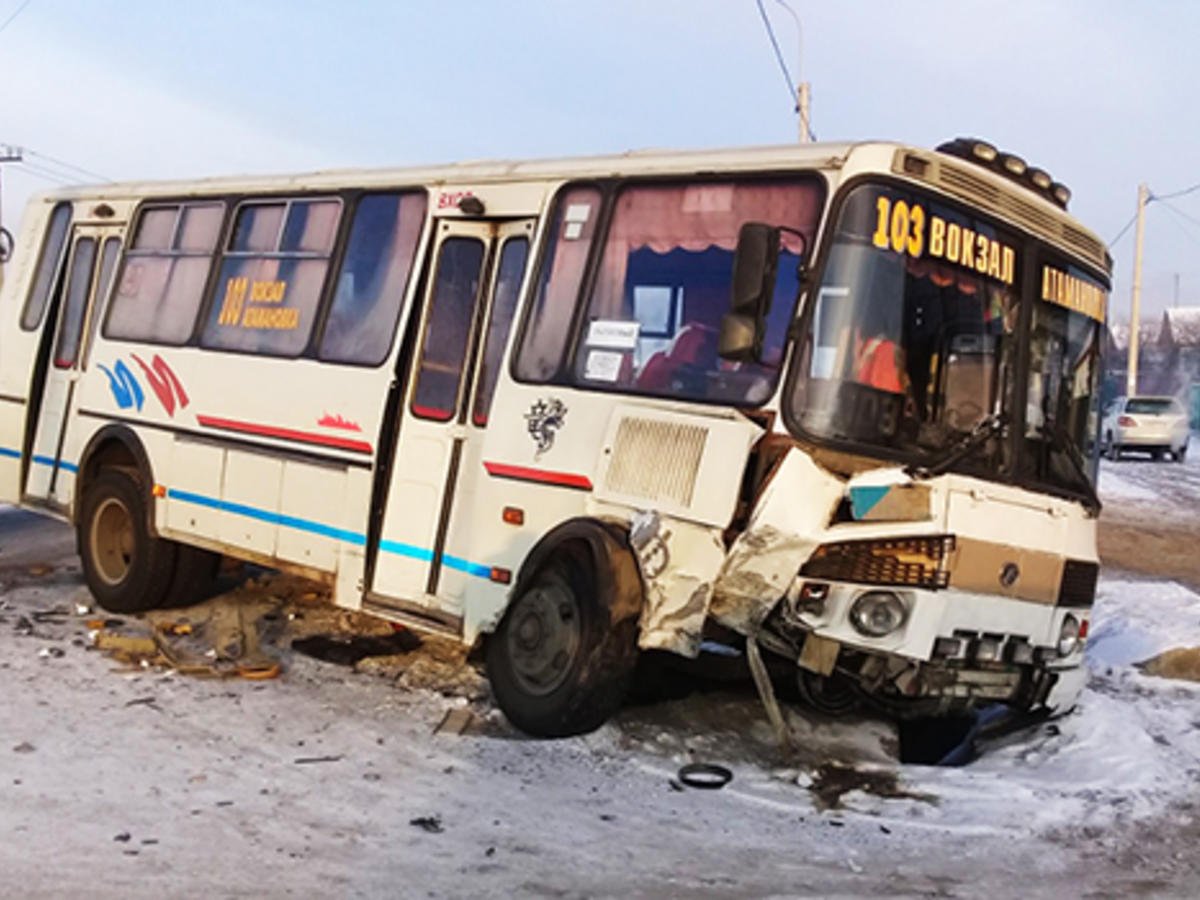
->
[[525, 398, 567, 458]]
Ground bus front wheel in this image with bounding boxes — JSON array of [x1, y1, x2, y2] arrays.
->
[[78, 469, 178, 613], [486, 549, 639, 738]]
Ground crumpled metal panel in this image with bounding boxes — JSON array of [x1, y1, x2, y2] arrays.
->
[[628, 510, 726, 657], [710, 448, 846, 635]]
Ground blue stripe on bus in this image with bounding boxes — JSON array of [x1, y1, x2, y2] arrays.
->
[[0, 447, 20, 460], [167, 487, 490, 579], [29, 453, 78, 473], [444, 554, 492, 579]]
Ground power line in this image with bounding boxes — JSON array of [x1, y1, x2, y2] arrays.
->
[[1109, 212, 1139, 248], [755, 0, 799, 111], [1152, 182, 1200, 203], [1157, 198, 1200, 248], [0, 0, 33, 37], [23, 148, 110, 183], [13, 162, 74, 185]]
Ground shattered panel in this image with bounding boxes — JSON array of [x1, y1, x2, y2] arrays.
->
[[711, 449, 846, 635]]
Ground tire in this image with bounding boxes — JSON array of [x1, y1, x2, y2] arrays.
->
[[165, 543, 222, 608], [486, 549, 640, 738], [1105, 434, 1119, 461], [796, 669, 860, 716], [78, 469, 177, 614], [1176, 444, 1188, 463]]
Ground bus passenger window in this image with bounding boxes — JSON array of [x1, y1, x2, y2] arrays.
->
[[411, 238, 486, 421], [571, 179, 821, 406], [20, 202, 73, 331], [200, 199, 340, 357], [472, 237, 529, 426], [319, 192, 427, 366], [105, 202, 224, 345], [514, 186, 602, 383]]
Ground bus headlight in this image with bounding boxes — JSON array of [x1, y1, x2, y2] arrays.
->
[[849, 591, 908, 638], [1057, 614, 1081, 657]]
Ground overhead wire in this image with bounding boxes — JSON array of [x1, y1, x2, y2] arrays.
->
[[23, 148, 110, 183], [0, 0, 33, 37], [755, 0, 799, 109]]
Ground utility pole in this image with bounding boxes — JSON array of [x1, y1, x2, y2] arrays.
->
[[1127, 182, 1149, 396], [798, 82, 811, 143], [0, 145, 22, 266], [1174, 272, 1180, 308]]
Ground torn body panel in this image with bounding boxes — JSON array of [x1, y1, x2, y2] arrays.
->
[[710, 448, 845, 634], [627, 510, 726, 657]]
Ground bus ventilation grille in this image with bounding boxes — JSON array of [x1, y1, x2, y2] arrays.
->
[[604, 417, 708, 508], [1057, 559, 1099, 608]]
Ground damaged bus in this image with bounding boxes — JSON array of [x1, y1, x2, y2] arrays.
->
[[0, 138, 1108, 736]]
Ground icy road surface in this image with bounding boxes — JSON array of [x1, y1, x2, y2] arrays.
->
[[1, 444, 1198, 898]]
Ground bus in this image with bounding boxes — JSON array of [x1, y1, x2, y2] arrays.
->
[[0, 139, 1109, 737]]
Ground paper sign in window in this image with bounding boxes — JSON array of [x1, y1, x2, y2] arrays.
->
[[586, 319, 640, 350], [584, 349, 623, 382]]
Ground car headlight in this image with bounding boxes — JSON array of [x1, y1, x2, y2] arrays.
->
[[849, 591, 908, 637], [1057, 614, 1080, 657]]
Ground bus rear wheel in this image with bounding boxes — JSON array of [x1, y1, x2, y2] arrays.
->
[[78, 470, 177, 614], [486, 553, 639, 738]]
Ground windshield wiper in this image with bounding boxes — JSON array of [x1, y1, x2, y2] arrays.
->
[[1037, 421, 1102, 516], [906, 413, 1006, 480]]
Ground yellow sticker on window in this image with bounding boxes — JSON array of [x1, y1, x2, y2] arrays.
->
[[217, 277, 296, 330]]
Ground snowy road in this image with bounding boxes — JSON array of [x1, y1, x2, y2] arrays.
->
[[1, 449, 1199, 897]]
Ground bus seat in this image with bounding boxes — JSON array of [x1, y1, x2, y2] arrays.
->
[[636, 322, 718, 392]]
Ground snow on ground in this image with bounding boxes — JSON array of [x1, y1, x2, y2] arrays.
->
[[3, 443, 1200, 896]]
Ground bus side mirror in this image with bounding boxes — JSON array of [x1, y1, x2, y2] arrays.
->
[[719, 223, 781, 362]]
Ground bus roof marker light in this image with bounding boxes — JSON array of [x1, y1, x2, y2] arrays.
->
[[1000, 154, 1027, 177], [1051, 183, 1072, 209], [1029, 168, 1053, 191], [458, 195, 486, 216], [969, 141, 998, 162]]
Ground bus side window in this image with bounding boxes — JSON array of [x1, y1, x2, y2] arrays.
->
[[200, 199, 339, 357], [513, 186, 602, 383], [20, 202, 73, 331], [105, 202, 224, 345], [472, 236, 529, 426], [319, 192, 427, 366]]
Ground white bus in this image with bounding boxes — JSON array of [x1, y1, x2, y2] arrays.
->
[[0, 139, 1109, 736]]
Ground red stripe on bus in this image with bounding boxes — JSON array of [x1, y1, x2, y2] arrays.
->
[[196, 415, 374, 454], [483, 461, 593, 491]]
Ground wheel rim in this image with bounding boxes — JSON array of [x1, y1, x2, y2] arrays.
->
[[505, 575, 582, 697], [90, 496, 135, 587]]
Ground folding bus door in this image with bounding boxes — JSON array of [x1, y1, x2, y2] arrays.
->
[[368, 218, 534, 627], [24, 225, 123, 507]]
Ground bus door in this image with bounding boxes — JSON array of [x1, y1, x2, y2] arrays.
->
[[24, 225, 123, 505], [369, 218, 533, 624]]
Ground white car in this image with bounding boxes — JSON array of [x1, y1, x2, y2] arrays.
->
[[1102, 395, 1191, 462]]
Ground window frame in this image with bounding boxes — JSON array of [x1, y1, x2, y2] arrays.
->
[[20, 201, 74, 332], [313, 189, 431, 368], [511, 172, 829, 409], [197, 194, 346, 360], [103, 198, 231, 347]]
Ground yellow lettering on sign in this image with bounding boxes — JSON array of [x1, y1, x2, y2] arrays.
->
[[867, 195, 1017, 286], [1041, 266, 1106, 323]]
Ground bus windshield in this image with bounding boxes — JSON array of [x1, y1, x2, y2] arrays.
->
[[786, 181, 1108, 499], [786, 182, 1022, 474]]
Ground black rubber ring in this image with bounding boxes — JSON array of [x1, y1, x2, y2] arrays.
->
[[677, 763, 733, 790]]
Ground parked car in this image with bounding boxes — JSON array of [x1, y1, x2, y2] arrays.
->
[[1101, 395, 1191, 461]]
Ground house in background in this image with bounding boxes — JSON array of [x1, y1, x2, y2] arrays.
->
[[1103, 308, 1200, 430]]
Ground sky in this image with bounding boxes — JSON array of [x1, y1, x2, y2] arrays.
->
[[1, 0, 1197, 322]]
